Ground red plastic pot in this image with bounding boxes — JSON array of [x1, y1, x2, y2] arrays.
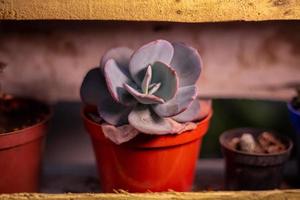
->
[[0, 98, 51, 193], [82, 106, 212, 192]]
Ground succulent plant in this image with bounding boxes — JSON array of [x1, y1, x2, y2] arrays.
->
[[81, 40, 209, 143]]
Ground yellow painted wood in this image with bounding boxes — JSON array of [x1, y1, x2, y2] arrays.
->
[[0, 0, 300, 22], [1, 190, 300, 200]]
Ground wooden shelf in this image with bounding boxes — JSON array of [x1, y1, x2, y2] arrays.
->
[[1, 190, 300, 200], [1, 0, 300, 22], [0, 159, 299, 199]]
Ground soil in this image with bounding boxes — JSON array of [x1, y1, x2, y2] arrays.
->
[[0, 95, 49, 134]]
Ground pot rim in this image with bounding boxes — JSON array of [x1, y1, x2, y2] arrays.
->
[[81, 105, 213, 148], [0, 97, 53, 137], [287, 101, 300, 117], [219, 127, 293, 157]]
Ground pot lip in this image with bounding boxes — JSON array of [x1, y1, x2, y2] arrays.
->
[[287, 100, 300, 117], [81, 105, 213, 148], [219, 127, 293, 157], [0, 97, 53, 138]]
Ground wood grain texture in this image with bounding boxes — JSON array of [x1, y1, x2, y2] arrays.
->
[[0, 0, 300, 22], [0, 21, 300, 102], [1, 190, 300, 200]]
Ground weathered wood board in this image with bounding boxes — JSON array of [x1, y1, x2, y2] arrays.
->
[[0, 21, 300, 102], [0, 0, 300, 22], [1, 190, 300, 200]]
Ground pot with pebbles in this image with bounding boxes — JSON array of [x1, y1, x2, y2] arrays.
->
[[220, 128, 292, 190], [81, 40, 212, 192], [0, 64, 52, 193]]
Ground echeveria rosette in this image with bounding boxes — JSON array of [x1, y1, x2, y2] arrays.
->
[[81, 40, 207, 144]]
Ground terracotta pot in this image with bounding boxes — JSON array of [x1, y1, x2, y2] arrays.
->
[[220, 128, 292, 190], [82, 106, 212, 192], [0, 98, 51, 193]]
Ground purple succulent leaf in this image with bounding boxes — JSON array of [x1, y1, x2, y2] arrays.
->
[[101, 123, 139, 144], [141, 65, 152, 94], [100, 47, 133, 71], [104, 59, 136, 105], [172, 98, 211, 123], [128, 105, 178, 134], [170, 42, 202, 87], [152, 86, 197, 117], [129, 40, 174, 85], [128, 105, 198, 134], [81, 67, 133, 126], [97, 102, 134, 126], [80, 68, 103, 106], [151, 61, 178, 101], [148, 82, 161, 94], [124, 83, 165, 104]]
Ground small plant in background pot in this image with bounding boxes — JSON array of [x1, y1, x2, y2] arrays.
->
[[81, 39, 212, 192], [0, 62, 52, 193]]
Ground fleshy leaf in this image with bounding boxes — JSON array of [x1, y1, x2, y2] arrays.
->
[[128, 105, 197, 135], [168, 119, 197, 134], [80, 68, 103, 106], [81, 68, 133, 125], [152, 86, 197, 117], [170, 42, 202, 87], [151, 61, 178, 101], [97, 102, 133, 126], [100, 47, 133, 70], [124, 83, 164, 104], [172, 98, 211, 123], [129, 40, 174, 85], [101, 123, 139, 144], [148, 82, 161, 94], [104, 59, 136, 105], [128, 105, 176, 134], [141, 65, 152, 94]]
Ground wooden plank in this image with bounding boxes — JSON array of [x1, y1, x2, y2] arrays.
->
[[0, 21, 300, 102], [1, 190, 300, 200], [1, 0, 300, 22]]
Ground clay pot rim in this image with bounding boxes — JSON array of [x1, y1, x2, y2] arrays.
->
[[219, 127, 293, 157], [0, 97, 53, 137], [287, 101, 300, 117], [81, 105, 213, 148]]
